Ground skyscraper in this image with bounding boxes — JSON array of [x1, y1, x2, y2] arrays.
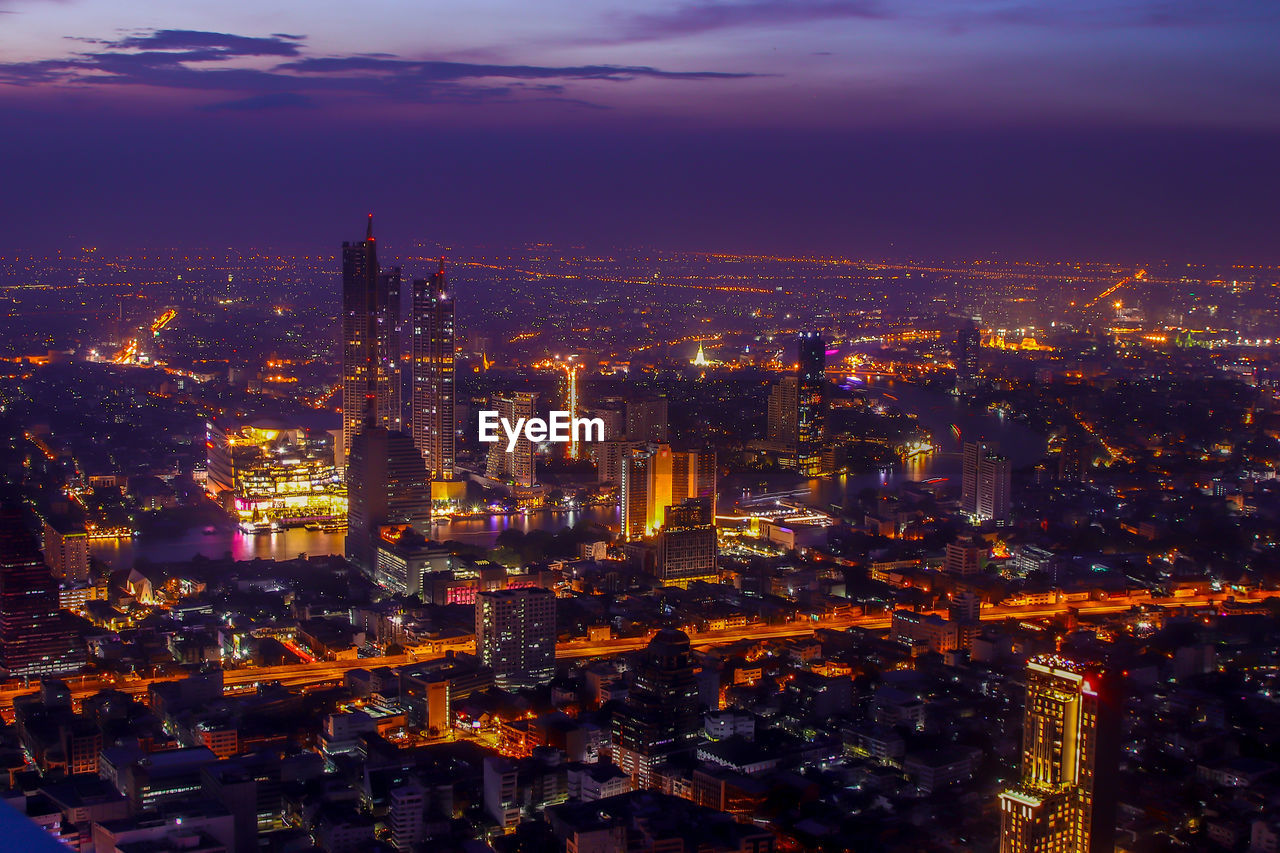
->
[[962, 441, 1010, 525], [961, 441, 990, 515], [977, 453, 1012, 525], [954, 323, 981, 392], [656, 497, 718, 587], [998, 656, 1121, 853], [625, 397, 669, 443], [670, 447, 716, 504], [796, 331, 826, 477], [612, 629, 702, 788], [42, 516, 90, 585], [484, 392, 538, 487], [411, 260, 455, 483], [0, 511, 85, 678], [621, 445, 715, 542], [341, 215, 402, 466], [767, 375, 799, 455], [475, 588, 556, 689], [621, 444, 672, 542], [345, 427, 431, 578]]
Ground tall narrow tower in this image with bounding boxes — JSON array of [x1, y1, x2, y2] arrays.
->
[[411, 259, 456, 482], [796, 331, 827, 477], [954, 322, 981, 392], [341, 215, 401, 466]]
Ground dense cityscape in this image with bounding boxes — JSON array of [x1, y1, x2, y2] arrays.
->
[[1, 227, 1279, 853], [4, 1, 1280, 852]]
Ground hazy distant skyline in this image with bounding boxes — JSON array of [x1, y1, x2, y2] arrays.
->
[[2, 0, 1279, 260]]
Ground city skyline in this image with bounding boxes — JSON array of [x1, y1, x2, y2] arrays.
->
[[3, 4, 1280, 851]]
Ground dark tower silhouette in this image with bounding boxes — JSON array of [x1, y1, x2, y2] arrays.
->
[[341, 215, 402, 466], [612, 628, 702, 788], [0, 510, 85, 678], [345, 428, 431, 577], [954, 322, 981, 392], [796, 331, 826, 476]]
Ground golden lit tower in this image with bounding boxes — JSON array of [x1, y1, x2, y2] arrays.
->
[[563, 362, 582, 460], [998, 656, 1120, 853], [411, 258, 456, 483]]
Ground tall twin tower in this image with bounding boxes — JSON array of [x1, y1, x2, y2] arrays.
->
[[341, 216, 455, 573]]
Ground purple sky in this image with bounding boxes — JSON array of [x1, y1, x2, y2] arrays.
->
[[2, 0, 1279, 260]]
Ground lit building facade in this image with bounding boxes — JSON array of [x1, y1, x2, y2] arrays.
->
[[998, 656, 1120, 853], [962, 441, 1010, 525], [411, 260, 456, 483], [767, 376, 798, 455], [205, 420, 344, 527], [41, 517, 90, 584], [621, 445, 715, 542], [475, 587, 556, 689], [954, 323, 981, 392], [656, 497, 717, 586]]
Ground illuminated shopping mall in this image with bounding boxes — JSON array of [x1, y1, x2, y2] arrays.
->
[[205, 419, 346, 531]]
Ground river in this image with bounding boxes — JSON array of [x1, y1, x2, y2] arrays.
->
[[92, 380, 1042, 568], [723, 378, 1047, 512], [91, 507, 620, 569]]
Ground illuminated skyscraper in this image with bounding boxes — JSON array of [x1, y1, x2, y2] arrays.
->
[[0, 511, 85, 678], [485, 392, 538, 488], [411, 260, 455, 483], [622, 446, 715, 542], [998, 656, 1120, 853], [963, 441, 1011, 525], [341, 215, 402, 466], [621, 444, 672, 542], [796, 331, 826, 476], [961, 441, 988, 515], [656, 497, 717, 586], [476, 588, 556, 689], [345, 427, 431, 577], [671, 448, 716, 504], [563, 363, 583, 459]]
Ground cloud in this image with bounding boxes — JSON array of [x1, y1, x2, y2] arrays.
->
[[0, 27, 756, 110], [591, 0, 888, 44], [201, 92, 316, 111], [975, 0, 1280, 31], [108, 29, 304, 57], [277, 55, 755, 82], [587, 0, 1280, 44]]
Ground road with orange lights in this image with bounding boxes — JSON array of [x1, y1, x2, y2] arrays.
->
[[1082, 268, 1147, 309], [1, 591, 1271, 714]]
